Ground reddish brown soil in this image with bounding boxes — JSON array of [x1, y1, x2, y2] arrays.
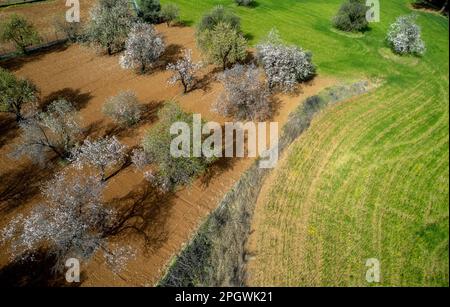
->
[[0, 22, 335, 286]]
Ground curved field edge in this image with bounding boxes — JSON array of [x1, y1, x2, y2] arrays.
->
[[157, 82, 374, 287]]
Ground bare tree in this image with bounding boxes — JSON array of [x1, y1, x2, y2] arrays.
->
[[166, 49, 202, 93], [70, 136, 127, 181], [119, 22, 165, 74], [213, 64, 272, 121], [10, 99, 81, 165]]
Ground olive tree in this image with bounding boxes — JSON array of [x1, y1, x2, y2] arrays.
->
[[70, 136, 127, 181], [197, 5, 240, 33], [257, 29, 316, 92], [197, 22, 247, 70], [138, 0, 161, 23], [119, 22, 165, 74], [166, 49, 202, 93], [141, 102, 213, 192], [0, 14, 40, 54], [332, 0, 369, 32], [86, 0, 134, 55], [214, 64, 272, 121], [0, 171, 134, 273], [103, 91, 142, 126], [0, 67, 39, 121], [161, 3, 180, 26], [10, 99, 81, 165], [386, 15, 426, 56]]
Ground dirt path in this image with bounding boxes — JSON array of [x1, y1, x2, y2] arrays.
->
[[0, 23, 335, 286]]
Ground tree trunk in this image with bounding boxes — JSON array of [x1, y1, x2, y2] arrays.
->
[[439, 0, 448, 13]]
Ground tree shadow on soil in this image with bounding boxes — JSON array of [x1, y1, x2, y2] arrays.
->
[[0, 114, 20, 149], [106, 181, 177, 253], [41, 88, 93, 111], [0, 249, 84, 287]]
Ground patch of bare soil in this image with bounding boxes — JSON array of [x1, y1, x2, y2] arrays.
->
[[0, 23, 335, 286]]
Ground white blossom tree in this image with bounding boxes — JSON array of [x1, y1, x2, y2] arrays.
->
[[119, 22, 165, 74], [166, 49, 202, 93], [0, 171, 135, 273], [70, 136, 127, 181], [131, 147, 151, 170], [256, 29, 316, 92], [213, 64, 272, 121], [103, 91, 142, 126], [10, 99, 81, 165], [386, 15, 426, 56]]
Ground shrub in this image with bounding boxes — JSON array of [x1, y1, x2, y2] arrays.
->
[[10, 99, 81, 165], [197, 5, 240, 33], [256, 29, 316, 92], [119, 22, 165, 73], [197, 22, 247, 70], [138, 0, 161, 23], [0, 67, 39, 121], [332, 0, 369, 32], [0, 14, 40, 54], [87, 0, 134, 55], [386, 14, 426, 56], [142, 102, 213, 192], [235, 0, 254, 6], [214, 64, 272, 121], [161, 3, 180, 26], [103, 91, 142, 126], [166, 49, 202, 93]]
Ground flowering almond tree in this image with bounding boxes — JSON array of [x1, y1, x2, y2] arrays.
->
[[257, 29, 316, 92], [70, 136, 127, 182], [386, 15, 426, 56], [166, 49, 202, 93], [0, 172, 135, 273], [119, 22, 165, 74]]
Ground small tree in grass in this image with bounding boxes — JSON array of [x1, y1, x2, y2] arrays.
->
[[120, 22, 165, 74], [166, 49, 202, 93], [197, 22, 247, 70], [386, 15, 426, 56], [0, 67, 39, 121], [87, 0, 134, 55], [0, 171, 135, 273], [332, 0, 369, 32], [10, 99, 81, 165], [103, 91, 142, 126], [138, 0, 161, 23], [70, 136, 127, 182], [142, 102, 213, 192], [0, 14, 40, 54], [235, 0, 254, 6], [161, 3, 180, 26], [257, 29, 316, 92], [197, 5, 241, 33], [214, 64, 272, 121]]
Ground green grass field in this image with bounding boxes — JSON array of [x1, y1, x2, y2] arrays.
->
[[161, 0, 449, 286]]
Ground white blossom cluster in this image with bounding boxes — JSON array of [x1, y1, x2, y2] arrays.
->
[[386, 15, 426, 56], [166, 49, 202, 93], [103, 243, 136, 274], [119, 22, 165, 73], [131, 148, 151, 170], [70, 136, 127, 181], [214, 64, 271, 121], [256, 29, 315, 92], [10, 99, 81, 165], [0, 172, 112, 270]]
